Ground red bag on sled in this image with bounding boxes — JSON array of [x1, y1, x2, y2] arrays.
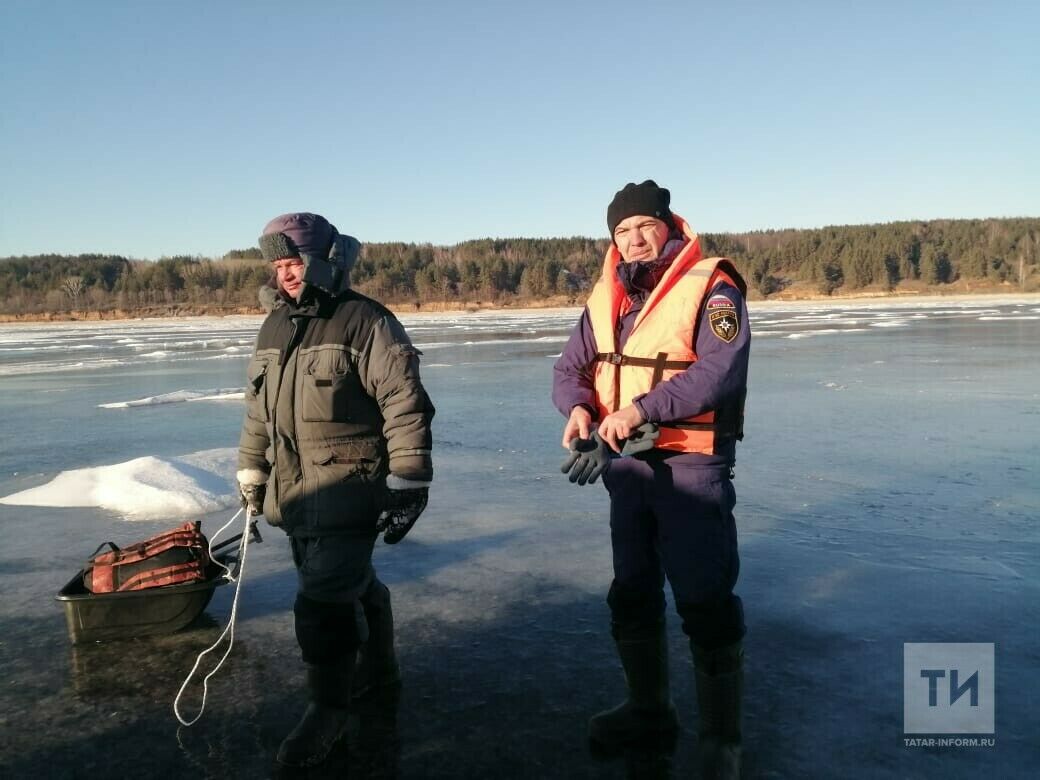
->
[[83, 521, 209, 593]]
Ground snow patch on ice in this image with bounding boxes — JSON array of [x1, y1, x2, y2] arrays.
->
[[978, 315, 1040, 321], [784, 328, 869, 339], [0, 448, 239, 520], [98, 388, 245, 408], [461, 336, 569, 346], [869, 320, 909, 328]]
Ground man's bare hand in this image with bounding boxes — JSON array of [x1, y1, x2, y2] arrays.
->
[[598, 404, 645, 454], [562, 406, 593, 448]]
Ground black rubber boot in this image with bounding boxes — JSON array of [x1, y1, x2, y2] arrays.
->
[[276, 656, 355, 768], [351, 680, 402, 777], [693, 640, 744, 780], [588, 623, 679, 753], [352, 580, 401, 699]]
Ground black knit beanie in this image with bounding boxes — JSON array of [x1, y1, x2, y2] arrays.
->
[[258, 212, 337, 261], [606, 180, 673, 238]]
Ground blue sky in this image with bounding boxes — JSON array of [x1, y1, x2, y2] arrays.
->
[[1, 1, 1037, 258]]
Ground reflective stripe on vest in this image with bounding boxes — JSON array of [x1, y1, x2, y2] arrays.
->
[[586, 213, 746, 454]]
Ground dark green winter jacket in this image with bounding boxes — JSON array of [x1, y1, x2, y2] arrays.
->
[[238, 287, 434, 534]]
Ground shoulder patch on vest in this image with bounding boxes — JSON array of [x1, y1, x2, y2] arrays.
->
[[709, 308, 740, 343]]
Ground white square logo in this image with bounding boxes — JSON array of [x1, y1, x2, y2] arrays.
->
[[904, 643, 994, 734]]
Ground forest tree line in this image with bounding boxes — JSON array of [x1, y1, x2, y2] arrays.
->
[[1, 217, 1037, 315]]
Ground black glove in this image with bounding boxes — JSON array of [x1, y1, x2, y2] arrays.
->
[[620, 422, 660, 456], [561, 431, 612, 485], [377, 487, 429, 544], [239, 482, 266, 516]]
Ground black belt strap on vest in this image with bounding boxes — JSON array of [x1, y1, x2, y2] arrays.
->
[[594, 352, 745, 441], [671, 387, 746, 440], [595, 351, 697, 409], [594, 352, 695, 372]]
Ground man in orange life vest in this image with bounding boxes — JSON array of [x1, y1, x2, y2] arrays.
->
[[553, 181, 748, 777]]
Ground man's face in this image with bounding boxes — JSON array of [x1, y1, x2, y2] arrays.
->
[[613, 215, 671, 262], [273, 257, 305, 300]]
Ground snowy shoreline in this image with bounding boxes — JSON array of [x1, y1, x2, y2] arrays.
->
[[1, 291, 1038, 326]]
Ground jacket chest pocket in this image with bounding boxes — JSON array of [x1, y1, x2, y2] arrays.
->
[[301, 361, 362, 422], [246, 359, 270, 422]]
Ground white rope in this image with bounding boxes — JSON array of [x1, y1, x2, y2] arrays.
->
[[173, 507, 253, 726], [204, 509, 241, 581]]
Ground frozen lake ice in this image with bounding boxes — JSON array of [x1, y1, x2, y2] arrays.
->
[[0, 296, 1037, 778]]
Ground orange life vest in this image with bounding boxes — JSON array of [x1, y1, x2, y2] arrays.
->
[[586, 213, 747, 454]]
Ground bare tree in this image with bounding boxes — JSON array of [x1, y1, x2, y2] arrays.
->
[[62, 275, 85, 306]]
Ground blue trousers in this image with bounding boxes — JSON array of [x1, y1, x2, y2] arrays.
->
[[602, 455, 745, 650]]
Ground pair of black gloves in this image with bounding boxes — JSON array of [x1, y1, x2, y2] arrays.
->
[[560, 423, 659, 485], [238, 482, 428, 544]]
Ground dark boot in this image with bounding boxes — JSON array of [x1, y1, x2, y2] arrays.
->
[[350, 681, 402, 777], [588, 623, 679, 752], [276, 655, 355, 767], [693, 640, 743, 780], [352, 581, 401, 699]]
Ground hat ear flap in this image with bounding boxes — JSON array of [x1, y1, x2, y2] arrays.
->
[[329, 234, 359, 270], [325, 234, 360, 292]]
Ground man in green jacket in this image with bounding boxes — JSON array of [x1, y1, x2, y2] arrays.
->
[[237, 212, 434, 768]]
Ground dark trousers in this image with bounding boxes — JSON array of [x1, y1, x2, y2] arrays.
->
[[286, 478, 388, 665], [290, 531, 381, 664], [603, 456, 745, 650]]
